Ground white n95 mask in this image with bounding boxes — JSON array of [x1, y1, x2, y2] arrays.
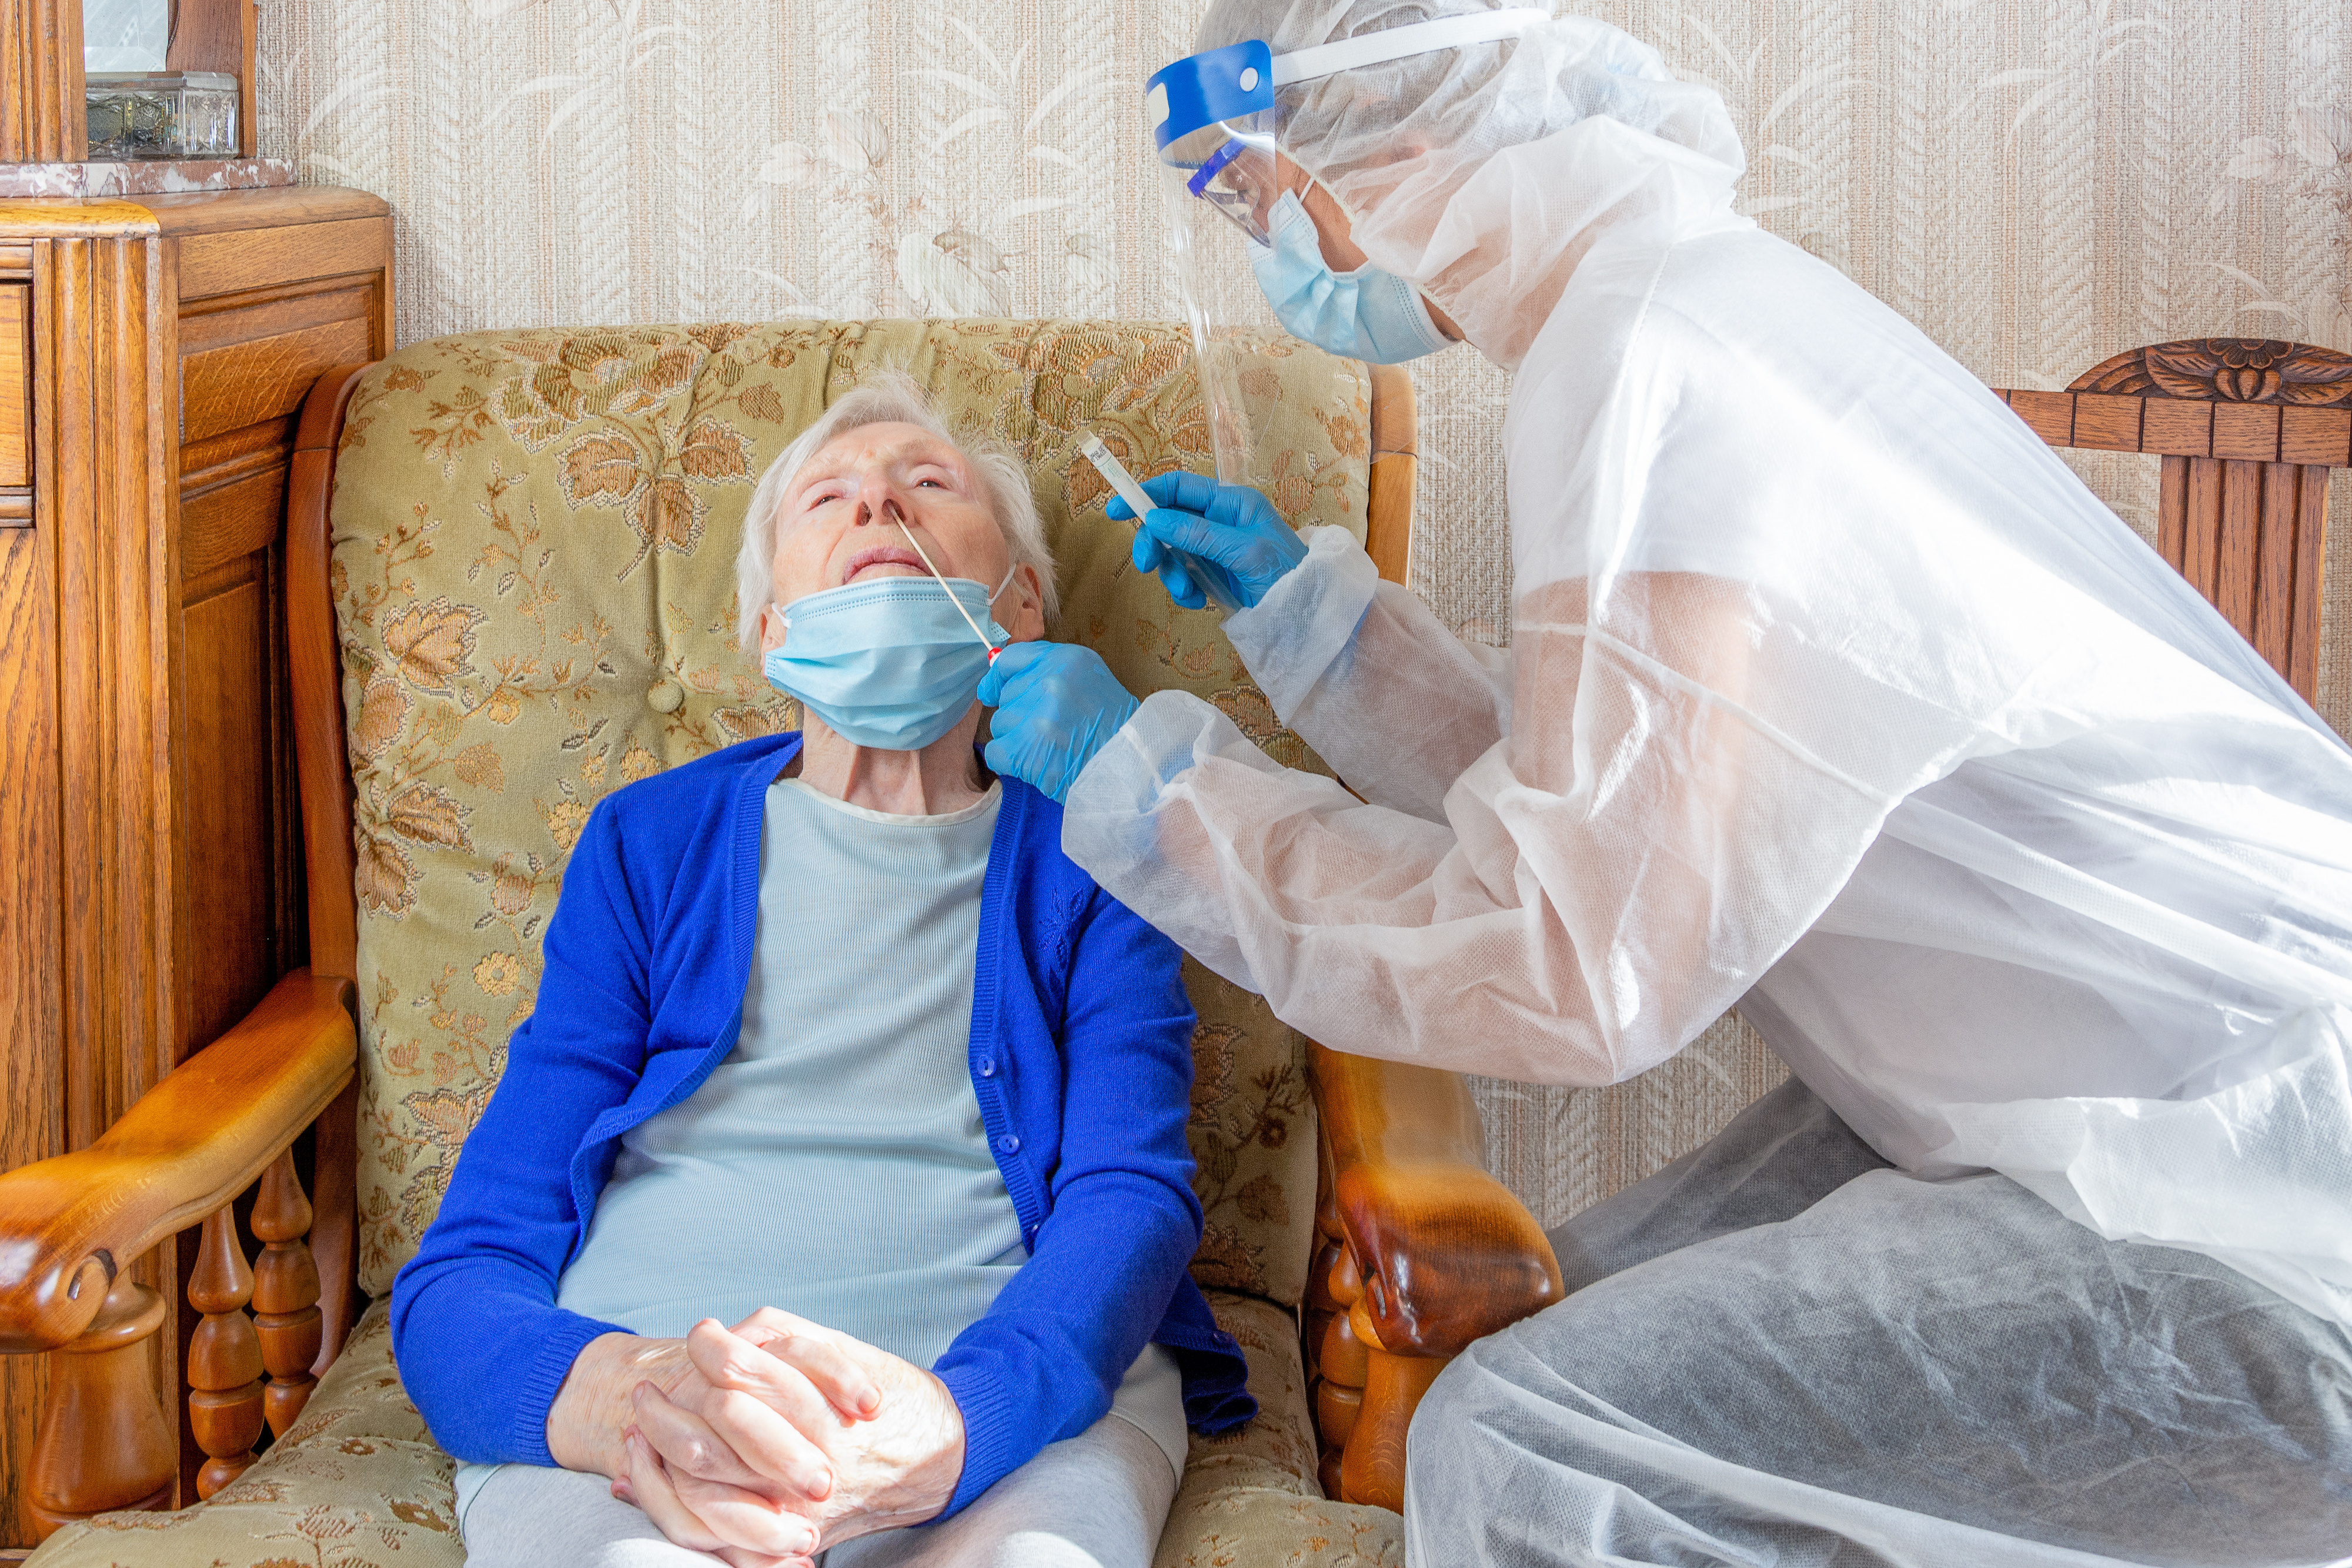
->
[[1250, 190, 1451, 365], [763, 570, 1012, 751]]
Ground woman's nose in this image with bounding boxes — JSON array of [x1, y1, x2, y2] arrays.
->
[[852, 470, 908, 527]]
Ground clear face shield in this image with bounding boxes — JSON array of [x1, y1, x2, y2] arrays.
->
[[1144, 12, 1550, 489], [1146, 41, 1299, 493], [1171, 123, 1286, 249]]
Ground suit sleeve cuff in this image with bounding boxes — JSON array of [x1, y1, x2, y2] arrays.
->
[[1222, 526, 1379, 723]]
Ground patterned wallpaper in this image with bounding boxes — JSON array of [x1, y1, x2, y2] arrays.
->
[[255, 0, 2352, 1230]]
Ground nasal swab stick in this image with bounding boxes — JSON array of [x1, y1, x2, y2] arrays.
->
[[1076, 432, 1238, 614], [896, 520, 1004, 662]]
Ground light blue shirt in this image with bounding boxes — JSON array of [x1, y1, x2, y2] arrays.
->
[[555, 777, 1023, 1350]]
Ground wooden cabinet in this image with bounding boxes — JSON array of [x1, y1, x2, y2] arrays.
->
[[0, 186, 390, 1549]]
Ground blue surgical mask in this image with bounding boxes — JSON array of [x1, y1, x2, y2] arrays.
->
[[1249, 190, 1451, 366], [763, 569, 1013, 751]]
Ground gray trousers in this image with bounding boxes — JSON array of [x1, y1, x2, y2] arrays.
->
[[1405, 1078, 2352, 1567], [460, 1409, 1177, 1568]]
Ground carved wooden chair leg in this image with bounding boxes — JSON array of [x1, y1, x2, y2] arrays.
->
[[1309, 1234, 1448, 1513], [1308, 1236, 1364, 1497], [1340, 1309, 1446, 1513], [26, 1276, 178, 1539], [187, 1205, 267, 1498], [1309, 1163, 1458, 1510], [1305, 1049, 1565, 1513], [251, 1148, 323, 1436]]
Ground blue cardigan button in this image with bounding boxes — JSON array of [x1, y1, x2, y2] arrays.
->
[[977, 1057, 998, 1078], [996, 1134, 1021, 1154]]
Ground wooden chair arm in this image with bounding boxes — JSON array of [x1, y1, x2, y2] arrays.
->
[[0, 970, 356, 1353], [1311, 1044, 1563, 1358]]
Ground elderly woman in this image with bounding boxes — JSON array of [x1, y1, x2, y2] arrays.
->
[[390, 375, 1251, 1568]]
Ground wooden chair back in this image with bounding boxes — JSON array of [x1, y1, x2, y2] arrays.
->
[[1996, 338, 2352, 703]]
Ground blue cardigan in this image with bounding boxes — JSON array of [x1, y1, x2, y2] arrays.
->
[[390, 734, 1252, 1516]]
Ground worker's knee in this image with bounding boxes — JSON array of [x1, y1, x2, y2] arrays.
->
[[1473, 1292, 1627, 1400], [1404, 1347, 1508, 1517], [1406, 1345, 1485, 1457], [1405, 1311, 1595, 1472]]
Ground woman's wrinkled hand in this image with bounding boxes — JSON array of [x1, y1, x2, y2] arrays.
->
[[614, 1309, 965, 1561]]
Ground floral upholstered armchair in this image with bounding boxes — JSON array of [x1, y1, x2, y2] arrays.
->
[[0, 320, 1561, 1567]]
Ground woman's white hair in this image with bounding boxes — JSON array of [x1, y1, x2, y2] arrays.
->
[[734, 370, 1058, 656]]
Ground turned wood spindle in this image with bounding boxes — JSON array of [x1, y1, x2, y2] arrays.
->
[[187, 1205, 266, 1498], [26, 1276, 179, 1541], [1311, 1242, 1369, 1500], [250, 1148, 324, 1436]]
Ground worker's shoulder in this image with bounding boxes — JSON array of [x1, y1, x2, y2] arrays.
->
[[1643, 225, 1903, 350], [1541, 225, 1946, 409], [1509, 227, 1799, 393]]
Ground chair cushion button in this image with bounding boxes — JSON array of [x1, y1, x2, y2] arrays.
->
[[647, 680, 684, 713]]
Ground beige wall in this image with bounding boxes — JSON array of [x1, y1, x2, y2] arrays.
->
[[257, 0, 2351, 1230]]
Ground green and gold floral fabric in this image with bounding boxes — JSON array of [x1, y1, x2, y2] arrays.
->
[[326, 319, 1372, 1313]]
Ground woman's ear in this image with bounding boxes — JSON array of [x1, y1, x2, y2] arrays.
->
[[1004, 563, 1049, 643], [759, 603, 788, 654], [1300, 179, 1367, 272]]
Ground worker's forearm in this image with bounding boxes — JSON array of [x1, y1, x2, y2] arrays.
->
[[1235, 537, 1506, 820]]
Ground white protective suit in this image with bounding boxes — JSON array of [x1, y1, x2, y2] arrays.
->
[[1066, 0, 2352, 1347]]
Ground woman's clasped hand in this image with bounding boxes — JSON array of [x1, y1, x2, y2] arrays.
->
[[555, 1309, 967, 1568]]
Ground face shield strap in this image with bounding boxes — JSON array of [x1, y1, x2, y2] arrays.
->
[[1266, 7, 1551, 89]]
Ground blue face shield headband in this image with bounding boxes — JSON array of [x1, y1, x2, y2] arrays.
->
[[763, 567, 1014, 751], [1144, 9, 1552, 247]]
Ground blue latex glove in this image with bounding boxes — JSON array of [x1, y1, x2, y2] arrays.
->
[[978, 641, 1141, 804], [1106, 472, 1309, 612]]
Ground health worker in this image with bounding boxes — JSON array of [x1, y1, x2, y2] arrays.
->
[[977, 2, 2352, 1563]]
